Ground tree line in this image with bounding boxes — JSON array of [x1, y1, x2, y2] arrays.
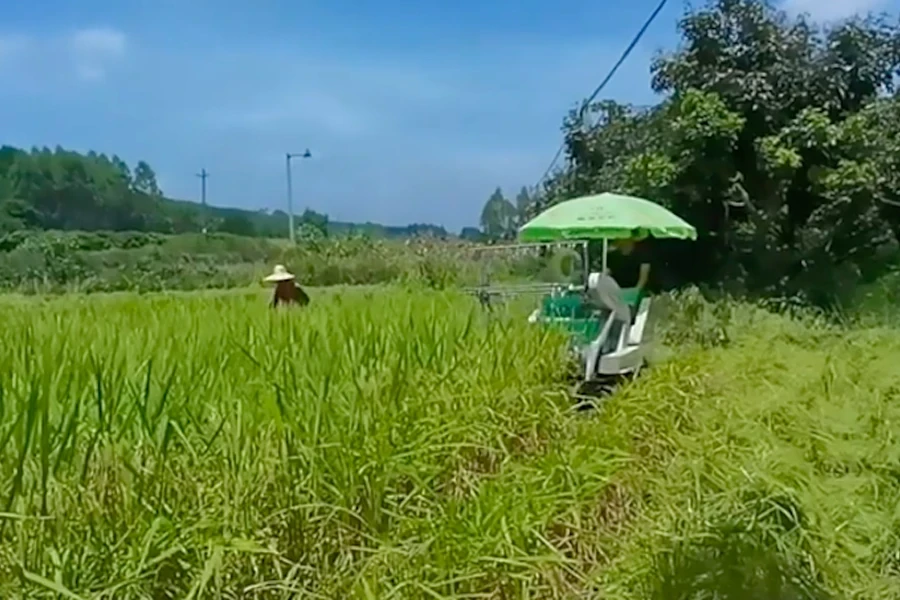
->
[[476, 187, 534, 240], [0, 145, 448, 240], [481, 0, 900, 305]]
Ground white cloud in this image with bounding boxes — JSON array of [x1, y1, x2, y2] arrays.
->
[[782, 0, 890, 21], [68, 27, 127, 81], [0, 26, 128, 85]]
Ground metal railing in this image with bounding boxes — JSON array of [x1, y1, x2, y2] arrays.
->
[[462, 282, 577, 296]]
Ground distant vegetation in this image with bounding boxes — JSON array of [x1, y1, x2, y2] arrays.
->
[[0, 229, 558, 294], [0, 144, 449, 240]]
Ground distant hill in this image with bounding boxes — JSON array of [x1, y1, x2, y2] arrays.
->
[[161, 197, 451, 239], [0, 144, 451, 239]]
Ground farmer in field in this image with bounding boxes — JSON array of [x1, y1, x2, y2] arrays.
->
[[264, 264, 310, 308]]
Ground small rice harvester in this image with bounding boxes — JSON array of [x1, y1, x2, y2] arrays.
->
[[468, 192, 697, 389]]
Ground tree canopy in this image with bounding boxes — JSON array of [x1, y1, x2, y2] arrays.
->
[[537, 0, 900, 304]]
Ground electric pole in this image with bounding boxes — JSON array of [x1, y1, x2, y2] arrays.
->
[[196, 168, 209, 206], [196, 168, 210, 235], [285, 149, 311, 243]]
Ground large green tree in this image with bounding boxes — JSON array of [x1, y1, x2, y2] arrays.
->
[[514, 186, 532, 225], [480, 187, 517, 239], [541, 0, 900, 303]]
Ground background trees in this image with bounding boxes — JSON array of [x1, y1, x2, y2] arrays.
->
[[532, 0, 900, 304], [479, 187, 517, 239], [0, 146, 448, 240]]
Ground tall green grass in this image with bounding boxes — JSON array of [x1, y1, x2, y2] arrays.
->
[[1, 287, 900, 598], [0, 288, 575, 598]]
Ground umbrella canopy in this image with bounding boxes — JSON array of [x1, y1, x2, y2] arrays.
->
[[518, 192, 697, 243]]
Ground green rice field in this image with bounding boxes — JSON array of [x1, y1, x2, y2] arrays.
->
[[2, 286, 900, 598]]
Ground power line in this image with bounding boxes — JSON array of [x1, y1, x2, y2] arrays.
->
[[533, 0, 670, 193]]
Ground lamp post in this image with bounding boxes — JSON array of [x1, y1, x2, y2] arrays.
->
[[285, 149, 312, 243]]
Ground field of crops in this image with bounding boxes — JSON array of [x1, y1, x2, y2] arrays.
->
[[2, 286, 900, 598]]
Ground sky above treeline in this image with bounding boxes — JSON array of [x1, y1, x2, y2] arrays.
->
[[0, 0, 895, 230]]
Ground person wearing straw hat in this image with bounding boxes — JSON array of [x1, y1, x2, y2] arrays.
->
[[264, 264, 310, 308]]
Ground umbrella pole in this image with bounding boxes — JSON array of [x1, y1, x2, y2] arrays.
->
[[602, 239, 608, 273], [581, 241, 589, 285]]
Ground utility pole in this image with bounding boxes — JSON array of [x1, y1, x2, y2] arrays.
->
[[285, 149, 311, 243], [195, 168, 209, 235], [195, 168, 209, 206]]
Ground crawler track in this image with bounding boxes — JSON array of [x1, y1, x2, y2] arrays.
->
[[569, 361, 648, 411], [571, 377, 620, 411]]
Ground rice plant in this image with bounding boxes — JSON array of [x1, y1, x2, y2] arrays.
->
[[1, 287, 900, 598]]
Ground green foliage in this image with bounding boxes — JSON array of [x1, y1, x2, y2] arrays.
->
[[514, 186, 532, 225], [0, 229, 166, 253], [539, 0, 900, 306], [295, 222, 327, 243], [459, 226, 485, 242], [479, 187, 518, 240], [298, 207, 329, 236], [0, 230, 528, 293]]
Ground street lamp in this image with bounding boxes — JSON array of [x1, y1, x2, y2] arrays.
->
[[285, 149, 312, 243]]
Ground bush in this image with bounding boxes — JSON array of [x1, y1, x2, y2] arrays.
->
[[0, 231, 539, 294]]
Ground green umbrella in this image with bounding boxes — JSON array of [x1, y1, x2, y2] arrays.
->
[[518, 192, 697, 243]]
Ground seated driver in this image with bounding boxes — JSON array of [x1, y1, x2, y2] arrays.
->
[[607, 229, 651, 300], [586, 272, 631, 353]]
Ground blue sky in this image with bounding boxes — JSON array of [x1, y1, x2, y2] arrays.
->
[[0, 0, 893, 231]]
